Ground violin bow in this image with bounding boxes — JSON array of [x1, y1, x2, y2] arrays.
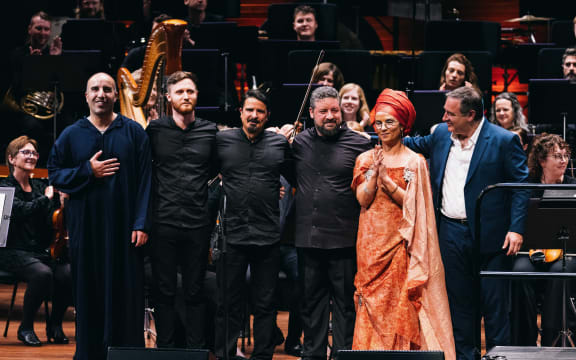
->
[[289, 49, 326, 141]]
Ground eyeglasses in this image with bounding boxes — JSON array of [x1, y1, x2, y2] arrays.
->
[[374, 119, 399, 129], [549, 153, 570, 161], [19, 149, 39, 158]]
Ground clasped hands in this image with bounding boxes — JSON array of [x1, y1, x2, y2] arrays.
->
[[371, 145, 397, 194]]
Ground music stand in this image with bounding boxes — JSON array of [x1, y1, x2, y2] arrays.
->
[[269, 83, 322, 129], [524, 186, 576, 347], [20, 51, 105, 142], [181, 49, 222, 108], [528, 79, 576, 140], [409, 90, 448, 136], [256, 40, 340, 87], [187, 22, 238, 53], [0, 187, 15, 248]]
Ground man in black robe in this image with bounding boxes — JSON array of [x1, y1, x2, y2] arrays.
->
[[48, 72, 152, 360]]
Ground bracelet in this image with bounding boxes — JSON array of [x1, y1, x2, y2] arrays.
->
[[389, 183, 399, 195]]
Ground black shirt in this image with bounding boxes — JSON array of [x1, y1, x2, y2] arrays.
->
[[293, 127, 372, 249], [216, 128, 293, 246], [0, 176, 55, 253], [147, 115, 218, 229]]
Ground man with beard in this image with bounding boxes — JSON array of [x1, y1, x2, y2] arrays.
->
[[146, 71, 218, 348], [215, 89, 293, 360], [6, 11, 63, 165], [562, 48, 576, 81], [48, 72, 151, 360], [292, 86, 371, 360]]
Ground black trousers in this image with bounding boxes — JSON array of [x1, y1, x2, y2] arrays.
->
[[215, 243, 280, 360], [438, 216, 512, 360], [511, 254, 576, 346], [298, 247, 356, 360], [12, 260, 72, 330], [151, 224, 211, 348]]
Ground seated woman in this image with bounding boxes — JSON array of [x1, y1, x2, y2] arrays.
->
[[312, 62, 344, 90], [489, 92, 528, 130], [438, 53, 480, 93], [339, 83, 371, 130], [511, 133, 576, 346], [351, 89, 455, 359], [0, 136, 72, 346]]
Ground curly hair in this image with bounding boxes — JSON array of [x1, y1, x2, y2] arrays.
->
[[490, 92, 527, 130], [439, 53, 480, 92], [527, 133, 571, 180]]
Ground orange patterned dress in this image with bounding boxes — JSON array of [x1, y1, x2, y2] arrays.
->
[[351, 149, 456, 360]]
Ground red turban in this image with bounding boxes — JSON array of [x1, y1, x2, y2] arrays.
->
[[369, 89, 416, 135]]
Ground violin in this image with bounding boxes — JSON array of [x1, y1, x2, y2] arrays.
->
[[51, 206, 69, 261], [529, 248, 563, 264]]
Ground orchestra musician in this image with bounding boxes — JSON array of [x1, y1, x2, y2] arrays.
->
[[48, 72, 152, 360], [511, 133, 576, 346], [403, 87, 529, 360], [0, 136, 72, 347], [489, 92, 528, 131], [438, 53, 480, 93], [146, 71, 218, 348], [5, 11, 63, 167], [562, 48, 576, 81], [293, 5, 318, 41]]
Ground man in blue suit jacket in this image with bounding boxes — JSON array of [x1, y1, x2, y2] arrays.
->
[[404, 87, 529, 360]]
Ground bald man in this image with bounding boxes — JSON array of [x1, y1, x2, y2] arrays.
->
[[48, 73, 152, 360]]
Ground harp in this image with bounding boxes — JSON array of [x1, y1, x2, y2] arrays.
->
[[117, 19, 187, 128]]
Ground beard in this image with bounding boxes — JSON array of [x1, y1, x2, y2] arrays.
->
[[566, 72, 576, 82], [315, 122, 340, 137], [173, 101, 195, 115]]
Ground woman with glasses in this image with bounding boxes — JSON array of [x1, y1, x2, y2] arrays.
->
[[511, 133, 576, 346], [0, 136, 72, 346], [351, 89, 455, 358]]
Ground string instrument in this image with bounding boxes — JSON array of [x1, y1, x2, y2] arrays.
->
[[288, 49, 325, 142], [529, 249, 563, 264], [117, 19, 187, 128], [51, 207, 68, 261]]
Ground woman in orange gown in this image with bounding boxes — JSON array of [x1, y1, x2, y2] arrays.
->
[[351, 89, 455, 359]]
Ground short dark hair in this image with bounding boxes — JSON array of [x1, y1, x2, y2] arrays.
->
[[241, 89, 269, 110], [446, 86, 483, 121], [563, 48, 576, 65], [310, 86, 339, 109], [30, 11, 51, 25], [166, 71, 198, 92], [153, 13, 172, 24], [294, 5, 316, 19]]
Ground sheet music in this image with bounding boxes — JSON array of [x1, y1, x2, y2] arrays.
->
[[0, 193, 5, 228]]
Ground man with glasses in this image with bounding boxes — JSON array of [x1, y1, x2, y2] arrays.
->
[[292, 86, 371, 360], [404, 86, 529, 360], [562, 48, 576, 81], [48, 72, 152, 360]]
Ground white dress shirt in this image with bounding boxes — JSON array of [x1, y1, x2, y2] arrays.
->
[[441, 119, 485, 219]]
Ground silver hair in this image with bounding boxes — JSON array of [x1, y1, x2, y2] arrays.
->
[[310, 86, 339, 110], [446, 86, 483, 121]]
